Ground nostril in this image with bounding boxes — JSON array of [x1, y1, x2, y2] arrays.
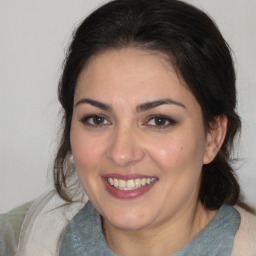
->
[[106, 145, 145, 167]]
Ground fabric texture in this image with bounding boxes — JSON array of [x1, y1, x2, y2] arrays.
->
[[0, 190, 256, 256], [59, 201, 116, 256], [0, 189, 88, 256], [15, 190, 87, 256], [59, 201, 240, 256], [232, 205, 256, 255], [172, 205, 240, 256], [0, 201, 32, 256]]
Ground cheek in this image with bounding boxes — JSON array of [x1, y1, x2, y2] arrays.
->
[[148, 130, 206, 176], [70, 125, 106, 174], [70, 128, 107, 199], [149, 133, 206, 204]]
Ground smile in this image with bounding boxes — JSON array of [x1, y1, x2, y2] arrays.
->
[[107, 177, 157, 190]]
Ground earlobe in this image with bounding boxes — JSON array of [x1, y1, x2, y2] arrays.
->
[[203, 115, 228, 164]]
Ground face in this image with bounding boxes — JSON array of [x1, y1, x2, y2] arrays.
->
[[70, 48, 214, 231]]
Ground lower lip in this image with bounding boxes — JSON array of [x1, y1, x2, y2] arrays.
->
[[102, 178, 157, 199]]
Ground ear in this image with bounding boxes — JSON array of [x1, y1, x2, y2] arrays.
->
[[203, 115, 228, 164]]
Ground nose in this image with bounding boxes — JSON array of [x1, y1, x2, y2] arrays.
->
[[106, 126, 145, 167]]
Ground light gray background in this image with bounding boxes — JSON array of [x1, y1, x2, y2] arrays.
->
[[0, 0, 255, 213]]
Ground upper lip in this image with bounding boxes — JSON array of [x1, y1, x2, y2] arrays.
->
[[102, 173, 157, 180]]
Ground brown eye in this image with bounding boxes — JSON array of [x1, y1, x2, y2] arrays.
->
[[147, 115, 176, 128], [154, 117, 168, 126], [80, 115, 111, 126], [92, 116, 105, 125]]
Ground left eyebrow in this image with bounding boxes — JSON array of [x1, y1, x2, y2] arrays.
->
[[136, 98, 186, 112]]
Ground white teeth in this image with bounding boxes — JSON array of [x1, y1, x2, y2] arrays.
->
[[127, 179, 135, 188], [114, 178, 118, 187], [135, 178, 141, 187], [119, 179, 126, 188], [107, 177, 156, 190]]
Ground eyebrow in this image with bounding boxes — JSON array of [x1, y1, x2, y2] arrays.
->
[[75, 98, 186, 112], [75, 98, 112, 111], [136, 99, 186, 112]]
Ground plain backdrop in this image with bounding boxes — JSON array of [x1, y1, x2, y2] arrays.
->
[[0, 0, 255, 213]]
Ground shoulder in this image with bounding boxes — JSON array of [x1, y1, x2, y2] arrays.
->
[[14, 189, 87, 256], [231, 205, 256, 256], [0, 189, 87, 256], [0, 201, 33, 256]]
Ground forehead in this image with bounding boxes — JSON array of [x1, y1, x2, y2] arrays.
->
[[74, 48, 197, 110]]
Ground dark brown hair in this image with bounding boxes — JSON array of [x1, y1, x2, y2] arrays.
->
[[54, 0, 241, 209]]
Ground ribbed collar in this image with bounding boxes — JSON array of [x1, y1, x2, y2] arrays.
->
[[59, 202, 240, 256], [59, 201, 116, 256], [173, 204, 240, 256]]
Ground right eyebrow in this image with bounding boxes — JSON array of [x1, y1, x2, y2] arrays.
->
[[74, 98, 112, 112]]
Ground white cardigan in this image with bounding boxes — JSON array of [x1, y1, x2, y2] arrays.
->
[[3, 189, 256, 256], [232, 205, 256, 255]]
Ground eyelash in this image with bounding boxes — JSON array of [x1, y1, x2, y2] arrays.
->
[[80, 114, 177, 129], [80, 115, 111, 127], [145, 115, 177, 129]]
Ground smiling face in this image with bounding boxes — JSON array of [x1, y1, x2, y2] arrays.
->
[[70, 48, 216, 231]]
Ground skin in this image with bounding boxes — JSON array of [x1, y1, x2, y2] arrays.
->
[[70, 48, 227, 255]]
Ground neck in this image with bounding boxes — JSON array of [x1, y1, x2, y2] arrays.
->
[[103, 201, 217, 256]]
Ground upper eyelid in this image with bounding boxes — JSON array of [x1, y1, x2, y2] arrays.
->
[[80, 114, 108, 120], [146, 115, 176, 122], [144, 115, 177, 126], [80, 114, 111, 124]]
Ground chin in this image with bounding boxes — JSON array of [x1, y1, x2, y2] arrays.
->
[[102, 206, 155, 231], [106, 217, 151, 231]]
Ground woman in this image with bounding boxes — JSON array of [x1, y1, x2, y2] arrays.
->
[[1, 0, 255, 255]]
